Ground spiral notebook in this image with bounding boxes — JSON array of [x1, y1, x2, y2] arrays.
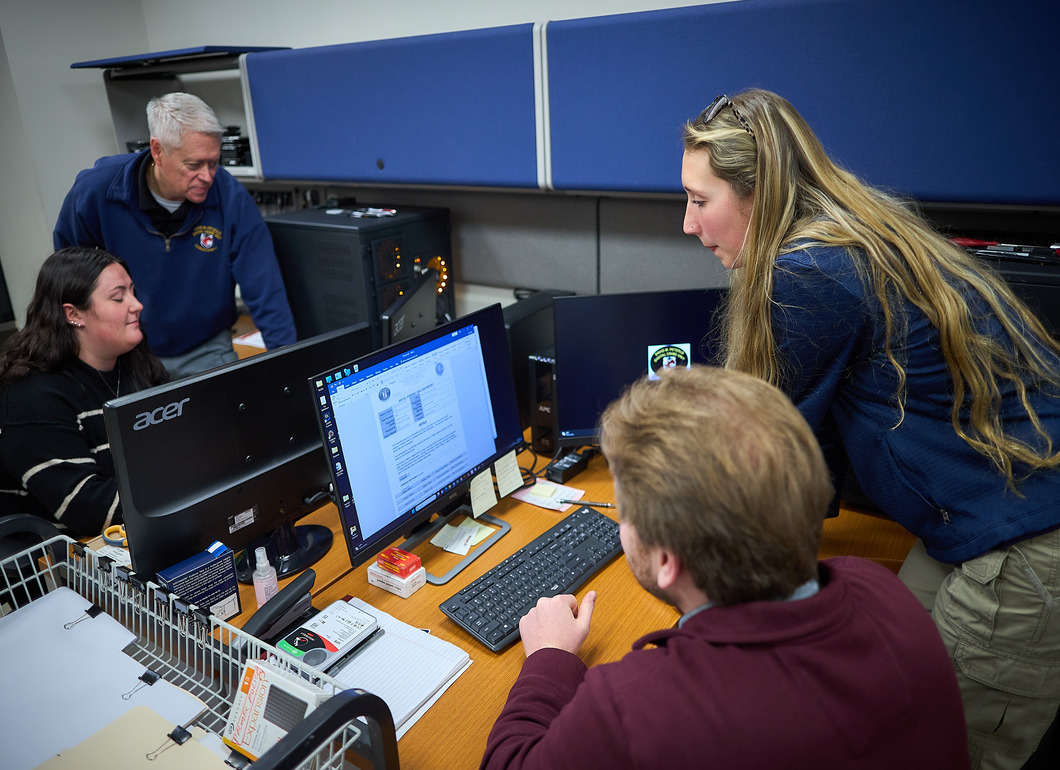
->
[[330, 596, 471, 738]]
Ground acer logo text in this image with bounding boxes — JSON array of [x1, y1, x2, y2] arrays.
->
[[133, 398, 190, 430]]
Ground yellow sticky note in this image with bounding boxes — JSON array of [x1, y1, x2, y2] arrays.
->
[[469, 471, 498, 518]]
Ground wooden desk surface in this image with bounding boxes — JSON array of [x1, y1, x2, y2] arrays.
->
[[305, 451, 676, 769], [233, 450, 916, 770], [226, 322, 917, 767], [97, 443, 913, 766], [227, 504, 356, 614]]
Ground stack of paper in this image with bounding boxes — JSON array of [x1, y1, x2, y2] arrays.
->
[[0, 588, 207, 770], [37, 707, 228, 769], [331, 596, 472, 738]]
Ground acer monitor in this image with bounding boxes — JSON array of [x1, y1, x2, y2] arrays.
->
[[103, 323, 374, 582], [309, 303, 524, 583], [552, 287, 727, 449]]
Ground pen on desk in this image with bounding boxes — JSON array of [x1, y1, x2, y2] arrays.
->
[[559, 499, 615, 509]]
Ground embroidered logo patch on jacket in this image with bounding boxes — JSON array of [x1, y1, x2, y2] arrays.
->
[[194, 225, 222, 252]]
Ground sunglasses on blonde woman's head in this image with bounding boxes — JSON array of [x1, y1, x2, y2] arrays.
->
[[698, 94, 756, 139]]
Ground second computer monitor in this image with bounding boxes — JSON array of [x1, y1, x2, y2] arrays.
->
[[104, 323, 375, 581], [552, 287, 727, 448], [309, 304, 524, 570]]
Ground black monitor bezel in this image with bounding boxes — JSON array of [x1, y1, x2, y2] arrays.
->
[[552, 287, 727, 449], [309, 303, 524, 570]]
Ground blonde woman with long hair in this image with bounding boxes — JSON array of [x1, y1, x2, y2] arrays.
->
[[681, 88, 1060, 770]]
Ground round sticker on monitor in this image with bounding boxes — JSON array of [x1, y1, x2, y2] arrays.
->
[[648, 343, 692, 379]]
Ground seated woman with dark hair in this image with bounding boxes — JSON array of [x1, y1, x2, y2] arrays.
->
[[0, 247, 167, 537]]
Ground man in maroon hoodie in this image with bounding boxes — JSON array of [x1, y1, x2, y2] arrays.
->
[[481, 365, 969, 770]]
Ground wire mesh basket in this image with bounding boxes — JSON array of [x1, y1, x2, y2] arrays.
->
[[0, 535, 398, 769]]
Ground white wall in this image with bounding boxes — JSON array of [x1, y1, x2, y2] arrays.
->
[[138, 0, 727, 51], [0, 0, 149, 323], [0, 28, 49, 322], [0, 0, 733, 322]]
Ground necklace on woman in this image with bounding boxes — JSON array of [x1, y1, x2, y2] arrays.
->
[[94, 362, 121, 398]]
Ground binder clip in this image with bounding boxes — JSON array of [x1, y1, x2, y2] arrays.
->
[[147, 724, 193, 761], [63, 603, 103, 630], [123, 669, 161, 700]]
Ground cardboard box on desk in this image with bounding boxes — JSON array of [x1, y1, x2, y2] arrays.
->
[[223, 658, 327, 761], [376, 546, 421, 578], [83, 535, 132, 567], [156, 540, 242, 620], [367, 563, 426, 598]]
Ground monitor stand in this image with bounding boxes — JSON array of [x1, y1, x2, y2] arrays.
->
[[396, 504, 510, 586], [234, 521, 333, 584]]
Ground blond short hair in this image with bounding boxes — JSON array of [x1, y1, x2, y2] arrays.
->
[[599, 366, 832, 606]]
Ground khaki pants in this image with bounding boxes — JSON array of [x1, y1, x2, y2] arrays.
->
[[899, 529, 1060, 770]]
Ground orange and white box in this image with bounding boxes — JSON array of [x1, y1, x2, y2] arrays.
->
[[376, 547, 422, 579], [222, 659, 326, 760], [367, 562, 426, 599]]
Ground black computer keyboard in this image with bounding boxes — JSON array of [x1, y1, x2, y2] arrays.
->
[[439, 506, 622, 652]]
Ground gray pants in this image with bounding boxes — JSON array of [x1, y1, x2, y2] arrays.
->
[[158, 328, 239, 380], [899, 529, 1060, 770]]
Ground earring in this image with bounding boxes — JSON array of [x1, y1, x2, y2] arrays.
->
[[69, 321, 82, 328]]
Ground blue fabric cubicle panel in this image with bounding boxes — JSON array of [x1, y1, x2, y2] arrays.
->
[[546, 0, 1059, 205], [246, 25, 539, 188]]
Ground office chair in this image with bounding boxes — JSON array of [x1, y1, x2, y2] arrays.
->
[[0, 513, 64, 610]]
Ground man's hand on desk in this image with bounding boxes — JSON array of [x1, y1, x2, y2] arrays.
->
[[519, 591, 597, 657]]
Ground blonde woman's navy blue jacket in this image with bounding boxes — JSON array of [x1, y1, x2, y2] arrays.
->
[[53, 149, 296, 357], [772, 243, 1060, 564]]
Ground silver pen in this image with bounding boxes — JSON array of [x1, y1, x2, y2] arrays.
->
[[558, 499, 615, 509]]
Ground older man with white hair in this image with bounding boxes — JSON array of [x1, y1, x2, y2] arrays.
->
[[54, 92, 295, 377]]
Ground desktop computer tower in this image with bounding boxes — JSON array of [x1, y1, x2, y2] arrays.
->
[[528, 349, 556, 456], [265, 205, 453, 349], [503, 290, 573, 429]]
